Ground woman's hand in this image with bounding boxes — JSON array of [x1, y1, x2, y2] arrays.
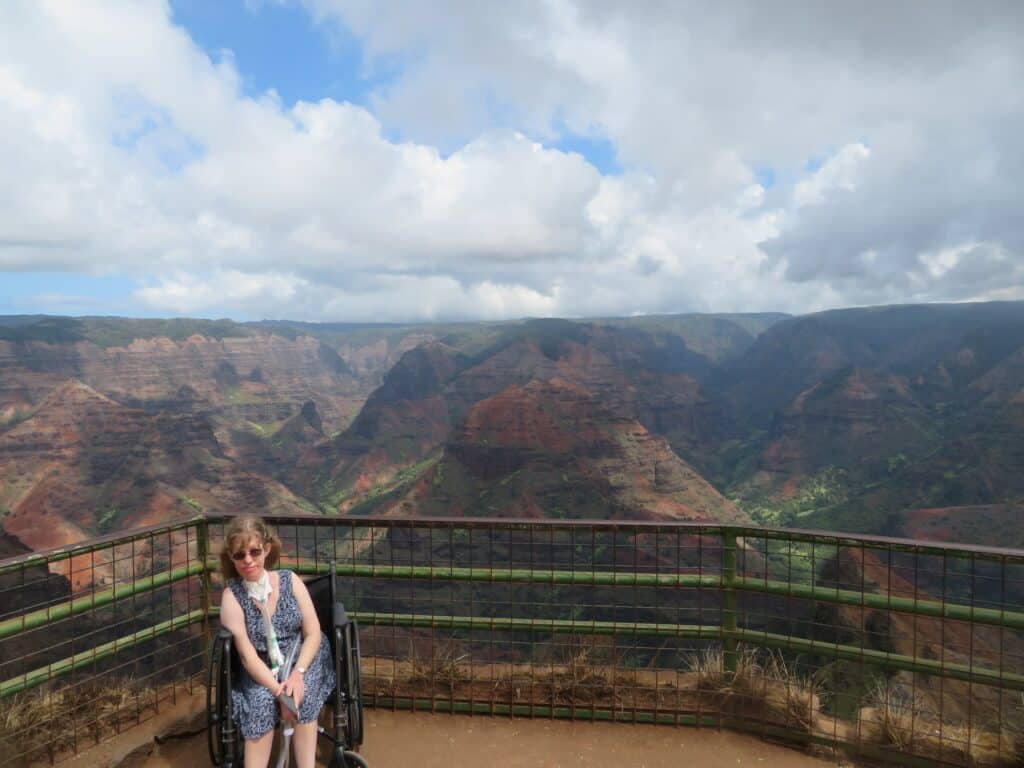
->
[[281, 669, 305, 709]]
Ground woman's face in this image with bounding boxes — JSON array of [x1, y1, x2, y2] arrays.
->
[[230, 535, 268, 580]]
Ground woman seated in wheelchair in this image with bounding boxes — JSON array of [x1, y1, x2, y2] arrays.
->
[[220, 515, 336, 768]]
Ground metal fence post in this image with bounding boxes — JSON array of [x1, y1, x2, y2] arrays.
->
[[198, 516, 212, 647], [722, 529, 738, 678]]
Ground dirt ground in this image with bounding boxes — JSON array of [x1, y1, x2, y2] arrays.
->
[[147, 710, 839, 768]]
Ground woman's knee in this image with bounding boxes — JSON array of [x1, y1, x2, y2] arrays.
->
[[245, 728, 275, 747]]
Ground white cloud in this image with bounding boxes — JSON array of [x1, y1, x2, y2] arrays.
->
[[302, 0, 1024, 310], [919, 242, 975, 280], [792, 144, 871, 208], [0, 0, 1022, 321], [135, 270, 306, 314]]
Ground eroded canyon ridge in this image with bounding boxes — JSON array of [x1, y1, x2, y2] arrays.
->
[[2, 301, 1024, 556]]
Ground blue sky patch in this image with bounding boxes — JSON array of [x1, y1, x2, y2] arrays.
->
[[169, 0, 381, 108], [0, 273, 147, 316], [170, 1, 621, 177], [754, 166, 776, 189], [548, 131, 621, 175], [804, 154, 826, 173]]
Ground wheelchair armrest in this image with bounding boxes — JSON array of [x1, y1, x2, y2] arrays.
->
[[333, 600, 349, 628]]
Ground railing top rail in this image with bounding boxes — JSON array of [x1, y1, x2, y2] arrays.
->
[[0, 513, 205, 572], [205, 511, 1024, 560], [4, 511, 1024, 572]]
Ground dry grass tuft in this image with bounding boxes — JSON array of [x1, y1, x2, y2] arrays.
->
[[861, 680, 1020, 767], [379, 637, 637, 708], [862, 679, 922, 751], [407, 641, 469, 692], [0, 678, 146, 765], [545, 644, 619, 705], [686, 644, 725, 690], [684, 645, 821, 734]]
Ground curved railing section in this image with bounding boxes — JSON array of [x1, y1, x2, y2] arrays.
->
[[2, 513, 1022, 766]]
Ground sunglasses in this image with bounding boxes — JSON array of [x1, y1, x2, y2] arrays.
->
[[231, 546, 266, 562]]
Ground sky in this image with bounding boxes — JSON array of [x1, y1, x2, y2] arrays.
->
[[0, 1, 1022, 323]]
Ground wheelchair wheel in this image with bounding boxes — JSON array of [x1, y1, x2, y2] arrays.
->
[[207, 633, 244, 767], [334, 621, 364, 750], [345, 621, 364, 749]]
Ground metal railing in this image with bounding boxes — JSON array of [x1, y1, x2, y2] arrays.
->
[[0, 516, 209, 765], [2, 513, 1022, 766]]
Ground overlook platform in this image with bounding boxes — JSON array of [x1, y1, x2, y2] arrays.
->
[[59, 692, 834, 768]]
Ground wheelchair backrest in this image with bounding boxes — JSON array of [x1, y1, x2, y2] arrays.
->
[[305, 573, 334, 638], [303, 570, 348, 659]]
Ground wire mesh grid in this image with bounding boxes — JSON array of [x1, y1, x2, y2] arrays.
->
[[0, 518, 208, 766], [3, 513, 1023, 767]]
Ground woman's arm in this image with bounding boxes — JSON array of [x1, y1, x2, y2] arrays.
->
[[220, 588, 283, 695], [279, 573, 323, 706]]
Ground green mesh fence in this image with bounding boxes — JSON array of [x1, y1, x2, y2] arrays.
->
[[3, 513, 1022, 766]]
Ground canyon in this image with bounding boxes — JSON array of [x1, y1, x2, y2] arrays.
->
[[1, 303, 1023, 554]]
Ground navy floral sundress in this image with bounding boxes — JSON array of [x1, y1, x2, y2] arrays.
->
[[229, 570, 336, 740]]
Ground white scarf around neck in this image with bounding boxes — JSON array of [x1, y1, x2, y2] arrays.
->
[[244, 570, 285, 671], [244, 569, 273, 602]]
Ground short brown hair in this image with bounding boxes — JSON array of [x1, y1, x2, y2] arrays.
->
[[219, 515, 282, 581]]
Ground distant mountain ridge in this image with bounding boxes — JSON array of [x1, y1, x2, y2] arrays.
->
[[2, 302, 1024, 553]]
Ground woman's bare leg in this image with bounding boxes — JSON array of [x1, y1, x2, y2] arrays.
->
[[244, 729, 274, 768], [292, 720, 319, 768]]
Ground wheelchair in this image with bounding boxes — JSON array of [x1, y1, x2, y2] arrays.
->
[[207, 565, 367, 768]]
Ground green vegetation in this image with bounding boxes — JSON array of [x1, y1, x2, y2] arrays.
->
[[178, 496, 203, 513], [321, 454, 440, 514], [0, 316, 254, 347], [225, 386, 257, 405], [0, 471, 31, 511], [0, 316, 86, 343], [314, 476, 353, 513], [594, 312, 789, 362], [706, 431, 768, 490], [886, 453, 907, 475], [733, 467, 848, 528], [80, 317, 252, 347], [293, 496, 321, 515], [0, 408, 33, 431], [729, 468, 853, 581], [96, 505, 122, 534]]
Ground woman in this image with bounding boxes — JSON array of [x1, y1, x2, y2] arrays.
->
[[219, 515, 336, 768]]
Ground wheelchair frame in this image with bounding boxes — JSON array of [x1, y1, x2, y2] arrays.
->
[[207, 565, 366, 768]]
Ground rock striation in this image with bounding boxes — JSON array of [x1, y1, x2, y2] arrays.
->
[[0, 379, 312, 554]]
